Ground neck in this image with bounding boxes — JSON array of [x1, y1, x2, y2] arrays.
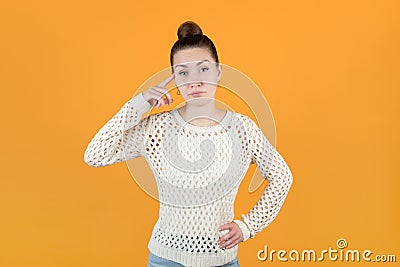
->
[[180, 100, 222, 126]]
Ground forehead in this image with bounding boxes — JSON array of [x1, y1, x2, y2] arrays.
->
[[173, 47, 215, 66]]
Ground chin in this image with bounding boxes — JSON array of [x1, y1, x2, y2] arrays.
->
[[185, 97, 214, 106]]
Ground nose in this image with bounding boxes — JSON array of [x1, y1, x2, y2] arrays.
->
[[189, 81, 201, 88]]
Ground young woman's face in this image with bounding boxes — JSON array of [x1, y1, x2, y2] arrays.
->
[[172, 47, 222, 106]]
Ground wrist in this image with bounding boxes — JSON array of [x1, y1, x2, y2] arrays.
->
[[130, 92, 152, 114], [233, 219, 251, 242], [240, 214, 256, 239]]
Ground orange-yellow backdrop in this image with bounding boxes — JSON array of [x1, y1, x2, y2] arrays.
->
[[1, 1, 399, 266]]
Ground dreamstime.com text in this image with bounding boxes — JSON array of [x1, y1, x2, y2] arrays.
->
[[257, 238, 396, 263]]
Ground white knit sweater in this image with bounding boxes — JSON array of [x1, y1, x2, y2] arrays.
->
[[84, 92, 293, 267]]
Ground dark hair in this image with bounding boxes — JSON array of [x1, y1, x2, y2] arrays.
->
[[170, 21, 219, 69]]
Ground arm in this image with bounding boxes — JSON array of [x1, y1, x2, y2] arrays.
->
[[83, 92, 152, 167], [234, 118, 293, 242]]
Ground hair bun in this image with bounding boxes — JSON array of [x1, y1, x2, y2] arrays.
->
[[177, 21, 203, 40]]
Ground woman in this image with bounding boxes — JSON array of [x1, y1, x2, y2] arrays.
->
[[84, 21, 293, 267]]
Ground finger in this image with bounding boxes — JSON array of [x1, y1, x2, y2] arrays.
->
[[219, 232, 240, 246], [218, 223, 232, 231], [157, 73, 174, 88], [158, 74, 174, 103], [219, 237, 237, 249], [152, 88, 172, 105], [148, 89, 168, 105], [152, 85, 173, 105], [164, 89, 173, 105], [156, 96, 167, 106], [218, 232, 231, 241], [224, 238, 240, 249], [147, 88, 165, 98], [220, 237, 233, 248], [156, 98, 166, 108], [218, 231, 235, 244]]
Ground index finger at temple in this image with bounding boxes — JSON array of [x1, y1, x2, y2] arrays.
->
[[158, 73, 174, 88], [158, 74, 174, 104]]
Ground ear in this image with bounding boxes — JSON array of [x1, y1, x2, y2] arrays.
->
[[216, 64, 222, 82]]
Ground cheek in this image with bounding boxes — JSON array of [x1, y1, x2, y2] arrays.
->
[[177, 86, 191, 98], [200, 70, 218, 83], [204, 85, 217, 96], [177, 83, 190, 92]]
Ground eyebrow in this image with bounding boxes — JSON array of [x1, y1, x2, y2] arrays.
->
[[174, 60, 210, 69]]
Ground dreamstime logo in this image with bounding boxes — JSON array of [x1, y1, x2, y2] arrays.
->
[[336, 238, 348, 249], [122, 62, 277, 207], [257, 238, 397, 263]]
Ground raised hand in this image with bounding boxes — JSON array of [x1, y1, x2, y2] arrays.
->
[[142, 74, 175, 109]]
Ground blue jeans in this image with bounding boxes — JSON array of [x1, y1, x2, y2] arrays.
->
[[147, 251, 240, 267]]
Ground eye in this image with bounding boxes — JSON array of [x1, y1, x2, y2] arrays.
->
[[178, 71, 188, 76], [200, 67, 209, 72]]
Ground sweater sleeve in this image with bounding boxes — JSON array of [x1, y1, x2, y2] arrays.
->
[[83, 92, 152, 167], [236, 118, 293, 242]]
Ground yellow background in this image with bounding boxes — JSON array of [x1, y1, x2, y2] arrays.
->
[[1, 1, 399, 266]]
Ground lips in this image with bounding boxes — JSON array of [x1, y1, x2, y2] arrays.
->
[[189, 91, 205, 96]]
